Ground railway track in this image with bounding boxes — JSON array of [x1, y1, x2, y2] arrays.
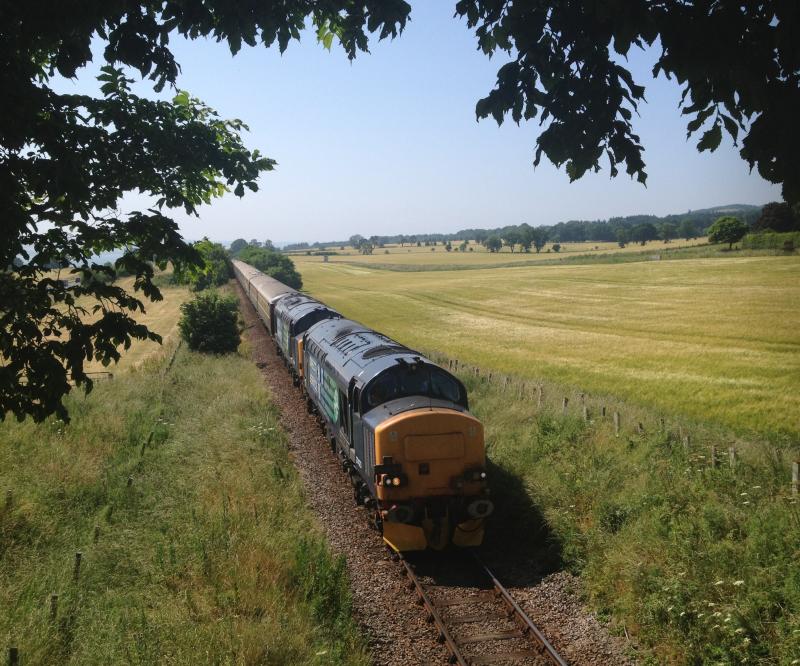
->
[[396, 551, 568, 666]]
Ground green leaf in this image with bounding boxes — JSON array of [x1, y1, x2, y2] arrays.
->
[[697, 123, 722, 152]]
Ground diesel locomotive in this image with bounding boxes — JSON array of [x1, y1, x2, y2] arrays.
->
[[233, 259, 493, 551]]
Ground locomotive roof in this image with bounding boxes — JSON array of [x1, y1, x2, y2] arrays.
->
[[304, 317, 439, 390], [232, 259, 296, 302], [274, 292, 339, 324]]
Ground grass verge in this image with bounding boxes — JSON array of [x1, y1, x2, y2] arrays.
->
[[451, 363, 800, 664], [0, 340, 367, 665]]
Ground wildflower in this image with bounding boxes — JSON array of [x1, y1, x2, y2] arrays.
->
[[733, 580, 744, 586], [742, 637, 751, 645], [752, 485, 761, 489], [743, 501, 751, 505], [667, 606, 674, 612], [739, 492, 748, 496], [698, 613, 705, 618], [680, 611, 686, 617], [714, 580, 724, 586], [735, 628, 744, 634]]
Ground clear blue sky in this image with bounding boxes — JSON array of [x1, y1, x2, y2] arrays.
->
[[57, 3, 780, 245]]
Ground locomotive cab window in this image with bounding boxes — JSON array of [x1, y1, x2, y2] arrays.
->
[[363, 364, 466, 411]]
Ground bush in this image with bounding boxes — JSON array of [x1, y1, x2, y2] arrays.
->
[[741, 231, 800, 250], [178, 292, 240, 353]]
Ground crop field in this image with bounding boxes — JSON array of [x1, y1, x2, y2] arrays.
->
[[288, 237, 708, 267], [294, 254, 800, 436], [81, 278, 191, 374]]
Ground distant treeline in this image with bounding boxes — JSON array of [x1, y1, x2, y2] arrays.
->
[[283, 205, 762, 250]]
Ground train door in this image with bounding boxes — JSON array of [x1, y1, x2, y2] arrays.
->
[[350, 384, 364, 471]]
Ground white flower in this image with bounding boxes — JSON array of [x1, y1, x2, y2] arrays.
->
[[714, 580, 725, 586], [733, 580, 744, 586]]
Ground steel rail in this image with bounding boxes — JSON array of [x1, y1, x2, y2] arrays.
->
[[397, 554, 468, 665], [473, 553, 569, 666], [397, 550, 570, 666]]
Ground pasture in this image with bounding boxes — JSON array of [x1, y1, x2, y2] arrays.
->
[[294, 254, 800, 436]]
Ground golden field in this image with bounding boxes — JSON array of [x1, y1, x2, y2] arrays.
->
[[294, 254, 800, 436]]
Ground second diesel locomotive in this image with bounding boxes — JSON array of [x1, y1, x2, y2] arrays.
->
[[233, 259, 493, 551]]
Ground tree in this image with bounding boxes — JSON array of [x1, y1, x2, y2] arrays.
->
[[459, 240, 468, 252], [237, 246, 303, 289], [552, 243, 561, 253], [230, 239, 248, 256], [264, 239, 276, 251], [349, 235, 365, 249], [460, 1, 800, 204], [517, 223, 533, 252], [445, 241, 453, 252], [359, 240, 374, 255], [615, 228, 629, 248], [173, 238, 231, 291], [502, 230, 521, 252], [530, 228, 549, 253], [754, 202, 799, 233], [630, 223, 659, 245], [707, 216, 749, 249], [660, 223, 677, 243], [678, 220, 697, 240], [179, 292, 240, 354], [2, 2, 406, 421], [485, 236, 502, 253]]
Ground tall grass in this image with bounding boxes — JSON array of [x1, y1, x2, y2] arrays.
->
[[0, 342, 367, 665], [452, 365, 800, 664]]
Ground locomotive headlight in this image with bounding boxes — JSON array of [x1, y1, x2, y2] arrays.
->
[[392, 477, 401, 487], [480, 471, 487, 480], [383, 476, 393, 487]]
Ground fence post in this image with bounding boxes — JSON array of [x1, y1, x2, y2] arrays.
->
[[793, 461, 799, 497], [8, 647, 19, 666], [710, 445, 718, 468], [73, 552, 82, 581], [613, 412, 620, 437], [4, 490, 11, 511], [728, 446, 736, 469], [601, 406, 606, 418], [50, 593, 58, 620], [683, 434, 691, 453], [637, 422, 645, 434], [537, 386, 543, 410], [582, 405, 589, 422], [562, 397, 569, 415]]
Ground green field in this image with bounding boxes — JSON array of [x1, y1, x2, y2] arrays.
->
[[0, 339, 366, 665], [294, 254, 800, 436]]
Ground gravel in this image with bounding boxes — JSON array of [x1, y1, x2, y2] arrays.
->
[[235, 283, 639, 666]]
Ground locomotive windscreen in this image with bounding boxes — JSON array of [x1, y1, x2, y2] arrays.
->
[[363, 363, 467, 411]]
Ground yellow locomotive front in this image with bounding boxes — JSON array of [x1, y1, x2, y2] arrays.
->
[[371, 408, 492, 551]]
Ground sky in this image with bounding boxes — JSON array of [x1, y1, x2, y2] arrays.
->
[[56, 3, 781, 245]]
